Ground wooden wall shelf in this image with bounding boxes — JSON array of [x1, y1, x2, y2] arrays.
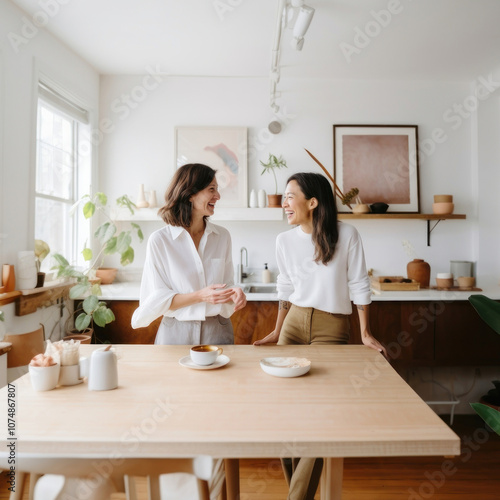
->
[[338, 213, 466, 246], [15, 283, 73, 316]]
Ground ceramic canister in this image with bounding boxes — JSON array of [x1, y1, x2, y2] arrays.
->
[[16, 251, 37, 290], [407, 259, 431, 288]]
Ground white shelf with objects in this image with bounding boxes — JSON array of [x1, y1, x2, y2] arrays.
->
[[113, 207, 285, 222]]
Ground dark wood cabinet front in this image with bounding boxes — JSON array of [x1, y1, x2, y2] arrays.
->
[[92, 298, 500, 368]]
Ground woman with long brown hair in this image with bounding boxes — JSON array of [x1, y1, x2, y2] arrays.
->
[[255, 172, 386, 500], [132, 163, 246, 344]]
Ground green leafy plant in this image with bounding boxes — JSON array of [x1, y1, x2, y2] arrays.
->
[[52, 192, 144, 333], [469, 294, 500, 435], [0, 311, 4, 322], [260, 154, 287, 195]]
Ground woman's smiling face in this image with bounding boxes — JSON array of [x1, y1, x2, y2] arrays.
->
[[282, 180, 316, 229], [190, 179, 220, 217]]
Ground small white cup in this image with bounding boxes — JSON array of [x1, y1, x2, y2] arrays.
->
[[29, 363, 60, 392], [190, 345, 223, 366], [59, 356, 89, 386]]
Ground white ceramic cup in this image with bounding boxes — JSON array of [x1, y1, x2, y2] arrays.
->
[[29, 363, 60, 392], [88, 348, 118, 391], [190, 345, 223, 366], [59, 357, 88, 386]]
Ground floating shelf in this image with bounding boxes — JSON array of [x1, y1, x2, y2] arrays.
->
[[338, 213, 466, 246]]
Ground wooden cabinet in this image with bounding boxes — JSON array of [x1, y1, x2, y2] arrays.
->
[[93, 300, 278, 345], [93, 299, 500, 368]]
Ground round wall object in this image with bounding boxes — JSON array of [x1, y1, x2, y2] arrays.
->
[[268, 121, 282, 134]]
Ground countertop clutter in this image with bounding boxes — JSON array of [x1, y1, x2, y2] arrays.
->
[[95, 282, 500, 302]]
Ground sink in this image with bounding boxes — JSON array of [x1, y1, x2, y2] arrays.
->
[[241, 284, 277, 294]]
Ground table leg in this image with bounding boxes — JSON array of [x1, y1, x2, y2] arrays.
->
[[224, 459, 240, 500], [320, 457, 343, 500]]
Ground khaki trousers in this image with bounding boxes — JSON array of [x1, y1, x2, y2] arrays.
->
[[278, 304, 350, 500]]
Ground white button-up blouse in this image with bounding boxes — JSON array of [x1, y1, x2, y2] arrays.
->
[[131, 221, 235, 328]]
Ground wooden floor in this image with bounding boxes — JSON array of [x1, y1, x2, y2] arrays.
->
[[1, 415, 499, 499]]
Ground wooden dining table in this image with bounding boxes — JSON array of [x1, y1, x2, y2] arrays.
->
[[0, 344, 460, 499]]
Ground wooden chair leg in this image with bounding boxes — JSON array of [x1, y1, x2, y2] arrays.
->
[[147, 475, 161, 500], [224, 459, 239, 500], [124, 475, 138, 500], [9, 471, 26, 500], [197, 478, 210, 500], [28, 473, 42, 500]]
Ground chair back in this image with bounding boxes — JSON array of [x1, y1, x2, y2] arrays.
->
[[4, 326, 45, 368]]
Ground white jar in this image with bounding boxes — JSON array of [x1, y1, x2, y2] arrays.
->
[[17, 250, 37, 289], [249, 189, 257, 208], [258, 189, 267, 208]]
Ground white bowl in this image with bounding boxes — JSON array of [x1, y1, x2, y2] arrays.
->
[[260, 357, 311, 378]]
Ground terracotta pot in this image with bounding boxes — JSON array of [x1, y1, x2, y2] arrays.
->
[[64, 329, 92, 344], [267, 194, 282, 208], [96, 267, 117, 285], [407, 259, 431, 288]]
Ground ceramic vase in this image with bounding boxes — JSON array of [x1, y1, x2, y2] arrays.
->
[[148, 189, 158, 208], [16, 251, 37, 290], [258, 189, 267, 208], [249, 189, 257, 208], [407, 259, 431, 288], [136, 184, 149, 208]]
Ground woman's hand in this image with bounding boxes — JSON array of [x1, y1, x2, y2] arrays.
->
[[253, 330, 280, 346], [229, 287, 247, 312], [361, 334, 387, 358], [199, 284, 234, 304]]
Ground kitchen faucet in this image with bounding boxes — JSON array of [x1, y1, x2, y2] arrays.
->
[[237, 247, 248, 283]]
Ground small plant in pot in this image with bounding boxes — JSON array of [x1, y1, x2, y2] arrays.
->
[[34, 239, 50, 288], [52, 192, 144, 341], [469, 294, 500, 435], [259, 154, 288, 207]]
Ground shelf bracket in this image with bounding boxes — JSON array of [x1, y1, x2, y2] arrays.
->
[[426, 219, 443, 246]]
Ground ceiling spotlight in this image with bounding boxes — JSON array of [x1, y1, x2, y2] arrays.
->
[[291, 4, 315, 51], [268, 121, 282, 134]]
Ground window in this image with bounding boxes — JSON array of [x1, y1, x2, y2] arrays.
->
[[34, 80, 91, 271]]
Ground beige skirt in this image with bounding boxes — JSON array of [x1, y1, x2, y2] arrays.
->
[[155, 315, 234, 345]]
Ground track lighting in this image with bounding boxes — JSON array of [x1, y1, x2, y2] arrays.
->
[[291, 5, 315, 51]]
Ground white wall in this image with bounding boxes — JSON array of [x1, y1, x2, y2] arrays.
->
[[0, 0, 99, 352], [98, 74, 495, 286]]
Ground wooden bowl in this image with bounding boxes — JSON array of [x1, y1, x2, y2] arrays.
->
[[436, 277, 454, 288], [434, 194, 453, 203], [432, 202, 454, 215], [457, 276, 475, 289]]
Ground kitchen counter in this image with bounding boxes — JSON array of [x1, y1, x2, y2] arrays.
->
[[95, 282, 500, 302]]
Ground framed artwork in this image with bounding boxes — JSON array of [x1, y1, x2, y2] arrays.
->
[[333, 125, 420, 213], [175, 126, 248, 208]]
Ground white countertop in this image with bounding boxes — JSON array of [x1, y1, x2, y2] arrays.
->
[[96, 282, 500, 302]]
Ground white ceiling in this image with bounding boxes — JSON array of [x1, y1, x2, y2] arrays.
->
[[10, 0, 500, 81]]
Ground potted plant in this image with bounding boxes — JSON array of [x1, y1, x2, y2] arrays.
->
[[34, 239, 50, 288], [469, 294, 500, 435], [259, 154, 288, 207], [52, 192, 144, 340]]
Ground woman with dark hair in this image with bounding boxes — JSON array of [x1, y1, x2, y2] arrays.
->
[[132, 163, 246, 345], [255, 172, 386, 500]]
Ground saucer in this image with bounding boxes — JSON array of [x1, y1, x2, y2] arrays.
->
[[179, 354, 230, 370]]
